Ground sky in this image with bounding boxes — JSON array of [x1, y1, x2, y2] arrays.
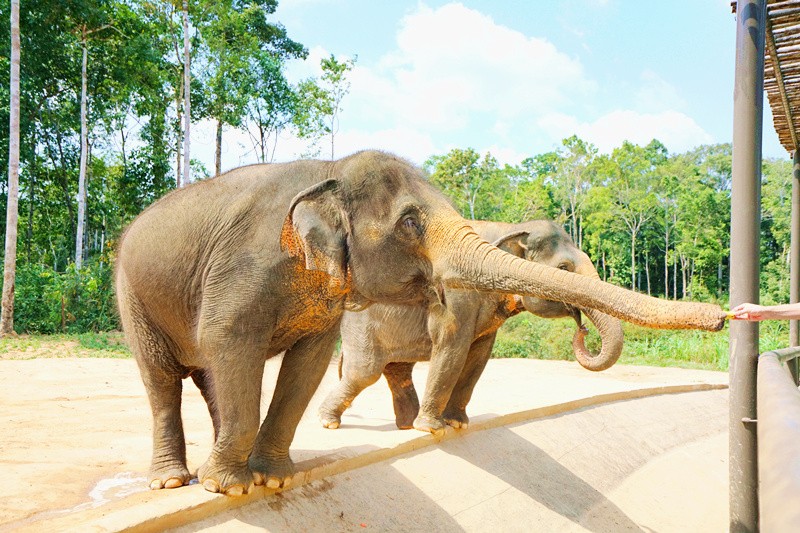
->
[[193, 0, 788, 173]]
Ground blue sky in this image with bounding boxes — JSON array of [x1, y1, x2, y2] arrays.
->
[[197, 0, 788, 171]]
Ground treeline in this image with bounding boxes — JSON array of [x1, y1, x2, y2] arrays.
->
[[426, 138, 792, 306], [0, 2, 794, 334]]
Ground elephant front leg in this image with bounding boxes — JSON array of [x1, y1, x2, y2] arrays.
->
[[414, 312, 473, 436], [251, 328, 339, 489], [383, 362, 419, 429], [195, 352, 265, 496], [443, 332, 496, 429]]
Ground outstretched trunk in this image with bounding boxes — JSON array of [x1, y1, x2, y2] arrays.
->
[[428, 218, 726, 332]]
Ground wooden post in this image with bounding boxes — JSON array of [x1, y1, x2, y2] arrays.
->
[[790, 149, 800, 384], [730, 1, 765, 531]]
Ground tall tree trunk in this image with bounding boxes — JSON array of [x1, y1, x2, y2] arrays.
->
[[602, 250, 607, 281], [664, 215, 669, 298], [673, 250, 678, 300], [176, 76, 182, 188], [182, 0, 191, 185], [75, 38, 89, 269], [215, 119, 222, 176], [681, 255, 688, 299], [630, 233, 636, 290], [645, 248, 651, 296], [26, 166, 34, 262], [1, 0, 20, 335]]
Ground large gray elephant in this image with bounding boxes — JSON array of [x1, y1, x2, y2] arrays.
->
[[318, 220, 623, 433], [115, 150, 726, 496]]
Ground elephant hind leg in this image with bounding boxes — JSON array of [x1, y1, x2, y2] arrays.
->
[[124, 313, 191, 489], [318, 354, 383, 430], [117, 271, 192, 489], [383, 362, 419, 429]]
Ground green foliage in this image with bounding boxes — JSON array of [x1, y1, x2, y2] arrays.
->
[[13, 259, 118, 334]]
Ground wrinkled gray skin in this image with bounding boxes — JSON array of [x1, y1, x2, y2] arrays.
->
[[115, 150, 726, 497], [318, 220, 624, 433]]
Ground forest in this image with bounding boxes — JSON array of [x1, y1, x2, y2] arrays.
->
[[0, 1, 794, 337]]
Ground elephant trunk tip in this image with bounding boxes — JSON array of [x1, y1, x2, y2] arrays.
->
[[571, 324, 622, 372]]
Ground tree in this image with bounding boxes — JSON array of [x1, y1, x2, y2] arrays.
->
[[1, 0, 20, 334], [193, 0, 305, 175], [293, 77, 331, 157], [540, 136, 597, 247], [244, 54, 295, 163], [182, 0, 190, 185], [605, 140, 664, 290], [319, 54, 354, 159], [290, 54, 354, 159], [426, 148, 505, 220]]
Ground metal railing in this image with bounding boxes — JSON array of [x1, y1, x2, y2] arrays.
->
[[756, 346, 800, 531]]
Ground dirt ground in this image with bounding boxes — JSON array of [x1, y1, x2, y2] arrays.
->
[[0, 352, 730, 532]]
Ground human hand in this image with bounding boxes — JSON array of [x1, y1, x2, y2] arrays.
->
[[730, 303, 768, 321]]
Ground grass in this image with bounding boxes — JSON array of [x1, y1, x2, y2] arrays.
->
[[0, 331, 131, 360], [0, 318, 791, 371], [494, 313, 792, 372]]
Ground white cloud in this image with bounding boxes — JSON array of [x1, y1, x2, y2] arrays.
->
[[635, 70, 686, 112], [347, 3, 594, 134], [539, 110, 715, 154]]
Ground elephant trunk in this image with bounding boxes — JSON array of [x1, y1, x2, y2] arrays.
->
[[573, 308, 624, 371], [429, 220, 726, 331]]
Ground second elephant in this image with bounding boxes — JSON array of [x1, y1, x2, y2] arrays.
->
[[318, 219, 624, 434]]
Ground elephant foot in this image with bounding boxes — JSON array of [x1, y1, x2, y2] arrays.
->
[[148, 462, 192, 490], [393, 398, 420, 430], [413, 414, 446, 436], [249, 454, 295, 490], [197, 459, 254, 496], [443, 408, 469, 429], [318, 406, 343, 429], [395, 412, 416, 430]]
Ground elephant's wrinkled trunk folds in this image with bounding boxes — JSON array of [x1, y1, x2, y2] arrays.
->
[[429, 220, 726, 332], [573, 308, 624, 371]]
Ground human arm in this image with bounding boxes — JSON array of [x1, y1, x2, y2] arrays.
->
[[731, 302, 800, 321]]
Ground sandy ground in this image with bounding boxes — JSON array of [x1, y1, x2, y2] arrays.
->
[[0, 355, 729, 532]]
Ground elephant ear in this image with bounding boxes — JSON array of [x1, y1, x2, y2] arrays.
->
[[492, 230, 529, 258], [281, 179, 349, 289]]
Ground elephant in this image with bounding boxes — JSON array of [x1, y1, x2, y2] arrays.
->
[[114, 150, 726, 497], [317, 219, 623, 433]]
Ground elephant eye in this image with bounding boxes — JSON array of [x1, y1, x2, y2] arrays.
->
[[398, 215, 421, 238], [403, 216, 419, 230], [558, 262, 573, 271]]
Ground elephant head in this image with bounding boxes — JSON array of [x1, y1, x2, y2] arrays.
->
[[281, 151, 725, 333], [491, 221, 623, 371]]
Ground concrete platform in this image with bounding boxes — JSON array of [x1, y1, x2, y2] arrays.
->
[[0, 357, 729, 532]]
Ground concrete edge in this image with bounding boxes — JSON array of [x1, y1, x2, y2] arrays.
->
[[21, 382, 729, 533]]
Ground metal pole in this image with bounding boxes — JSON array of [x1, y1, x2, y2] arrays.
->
[[790, 149, 800, 383], [730, 1, 765, 531]]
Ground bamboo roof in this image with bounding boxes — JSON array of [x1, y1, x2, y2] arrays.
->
[[764, 0, 800, 153]]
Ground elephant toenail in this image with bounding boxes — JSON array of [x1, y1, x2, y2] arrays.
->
[[203, 479, 220, 493]]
